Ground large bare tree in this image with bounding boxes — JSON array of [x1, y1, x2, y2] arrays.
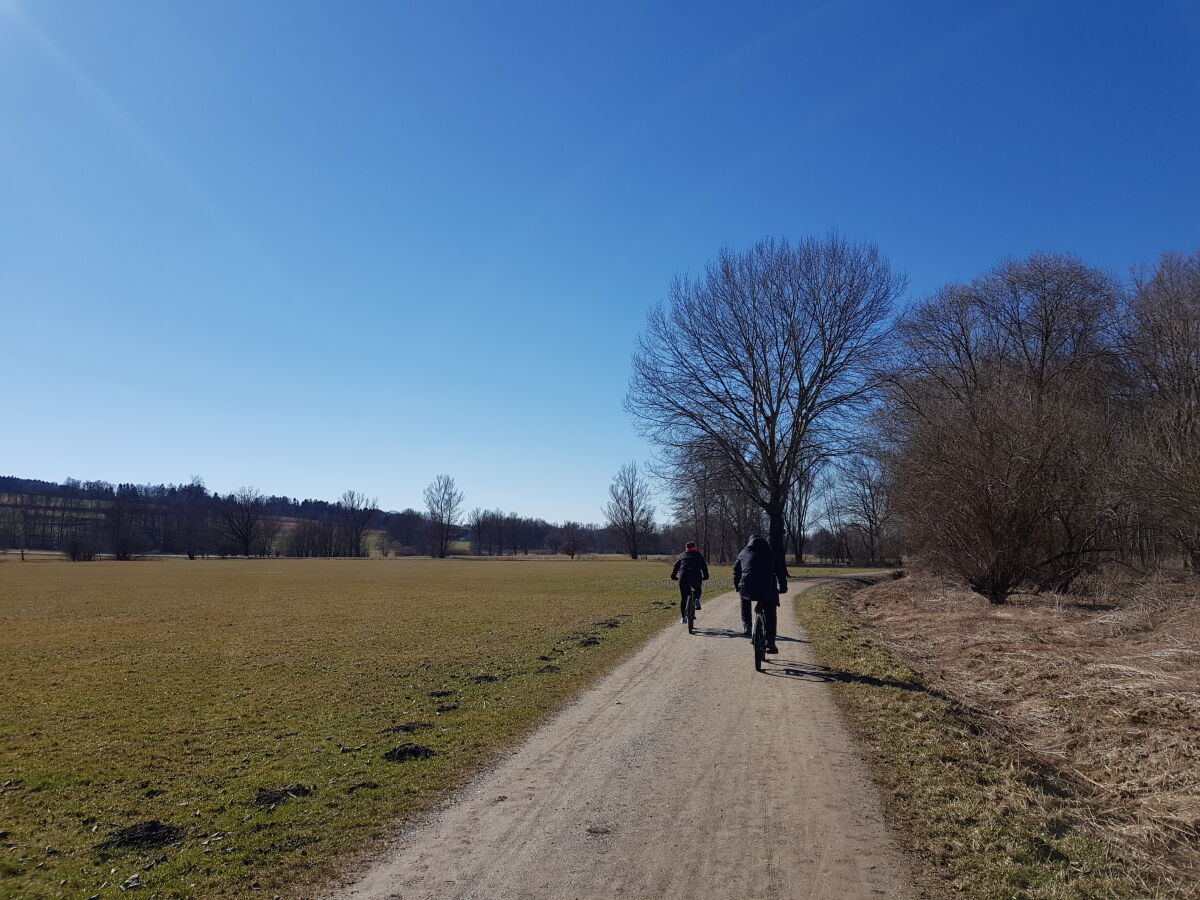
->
[[627, 234, 903, 564], [423, 474, 463, 559], [604, 462, 655, 559]]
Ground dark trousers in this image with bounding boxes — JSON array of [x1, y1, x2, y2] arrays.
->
[[678, 577, 703, 618], [741, 599, 777, 646]]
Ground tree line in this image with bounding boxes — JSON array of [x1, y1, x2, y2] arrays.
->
[[625, 235, 1200, 596], [881, 250, 1200, 602], [0, 472, 674, 561], [0, 478, 386, 560]]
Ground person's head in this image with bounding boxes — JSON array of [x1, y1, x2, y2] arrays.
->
[[747, 534, 770, 552], [685, 541, 696, 551]]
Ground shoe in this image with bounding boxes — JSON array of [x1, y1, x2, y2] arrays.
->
[[766, 646, 779, 654], [695, 601, 701, 610], [742, 628, 751, 637], [680, 616, 687, 624]]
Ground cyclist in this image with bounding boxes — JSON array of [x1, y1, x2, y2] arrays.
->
[[670, 540, 709, 624], [732, 535, 787, 652]]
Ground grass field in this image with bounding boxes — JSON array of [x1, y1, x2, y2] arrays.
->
[[0, 557, 730, 899]]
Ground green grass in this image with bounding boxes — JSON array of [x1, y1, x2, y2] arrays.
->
[[794, 580, 1154, 899], [0, 557, 710, 899], [785, 565, 891, 578]]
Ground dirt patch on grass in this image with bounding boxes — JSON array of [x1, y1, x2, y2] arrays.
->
[[96, 820, 183, 851], [839, 572, 1200, 896], [255, 785, 314, 807], [382, 743, 435, 763]]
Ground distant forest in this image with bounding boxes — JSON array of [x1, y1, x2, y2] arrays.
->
[[0, 475, 651, 560], [0, 471, 880, 566]]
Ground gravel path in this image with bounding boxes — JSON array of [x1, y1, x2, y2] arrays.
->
[[328, 580, 914, 900]]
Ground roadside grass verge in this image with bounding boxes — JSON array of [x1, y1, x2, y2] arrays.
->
[[795, 580, 1155, 899], [0, 558, 710, 899]]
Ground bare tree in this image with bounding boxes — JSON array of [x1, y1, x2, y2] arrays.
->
[[604, 462, 655, 559], [627, 234, 903, 566], [384, 508, 424, 554], [490, 508, 507, 556], [813, 471, 850, 565], [1124, 251, 1200, 567], [423, 474, 463, 559], [467, 507, 486, 555], [61, 522, 99, 561], [257, 515, 282, 557], [785, 461, 823, 565], [661, 437, 763, 562], [558, 521, 586, 559], [218, 487, 265, 557], [837, 454, 892, 564], [287, 517, 336, 557], [106, 484, 145, 561], [337, 490, 378, 557], [884, 253, 1121, 601], [173, 476, 210, 560]]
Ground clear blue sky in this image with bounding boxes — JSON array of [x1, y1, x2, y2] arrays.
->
[[3, 0, 1198, 522]]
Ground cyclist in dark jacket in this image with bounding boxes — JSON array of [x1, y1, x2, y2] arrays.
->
[[670, 541, 709, 623], [732, 535, 787, 652]]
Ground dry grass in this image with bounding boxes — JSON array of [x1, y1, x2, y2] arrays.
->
[[0, 557, 716, 899], [835, 571, 1200, 896]]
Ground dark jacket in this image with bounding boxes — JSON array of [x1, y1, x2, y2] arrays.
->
[[671, 549, 709, 582], [732, 535, 787, 605]]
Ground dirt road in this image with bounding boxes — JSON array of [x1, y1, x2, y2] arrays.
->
[[329, 581, 913, 899]]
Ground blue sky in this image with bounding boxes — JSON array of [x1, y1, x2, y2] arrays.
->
[[2, 0, 1198, 522]]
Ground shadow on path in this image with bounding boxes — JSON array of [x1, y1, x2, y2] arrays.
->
[[693, 626, 747, 639], [761, 659, 925, 693], [691, 625, 810, 643]]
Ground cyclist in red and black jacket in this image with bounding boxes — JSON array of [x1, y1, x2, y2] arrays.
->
[[670, 541, 709, 624]]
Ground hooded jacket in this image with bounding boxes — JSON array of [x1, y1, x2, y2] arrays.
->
[[732, 535, 787, 604], [671, 548, 709, 582]]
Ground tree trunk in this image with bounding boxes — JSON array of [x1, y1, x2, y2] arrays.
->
[[767, 503, 788, 577]]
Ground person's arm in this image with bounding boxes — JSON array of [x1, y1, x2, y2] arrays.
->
[[700, 554, 709, 580], [776, 557, 788, 593], [671, 558, 681, 580], [732, 557, 742, 590]]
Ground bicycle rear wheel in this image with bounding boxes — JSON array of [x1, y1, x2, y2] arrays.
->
[[686, 591, 695, 633]]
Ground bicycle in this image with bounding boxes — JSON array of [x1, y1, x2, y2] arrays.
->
[[752, 604, 767, 671], [685, 584, 699, 634]]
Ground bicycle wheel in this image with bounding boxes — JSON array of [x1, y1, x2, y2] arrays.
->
[[686, 590, 695, 633], [753, 613, 766, 672]]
